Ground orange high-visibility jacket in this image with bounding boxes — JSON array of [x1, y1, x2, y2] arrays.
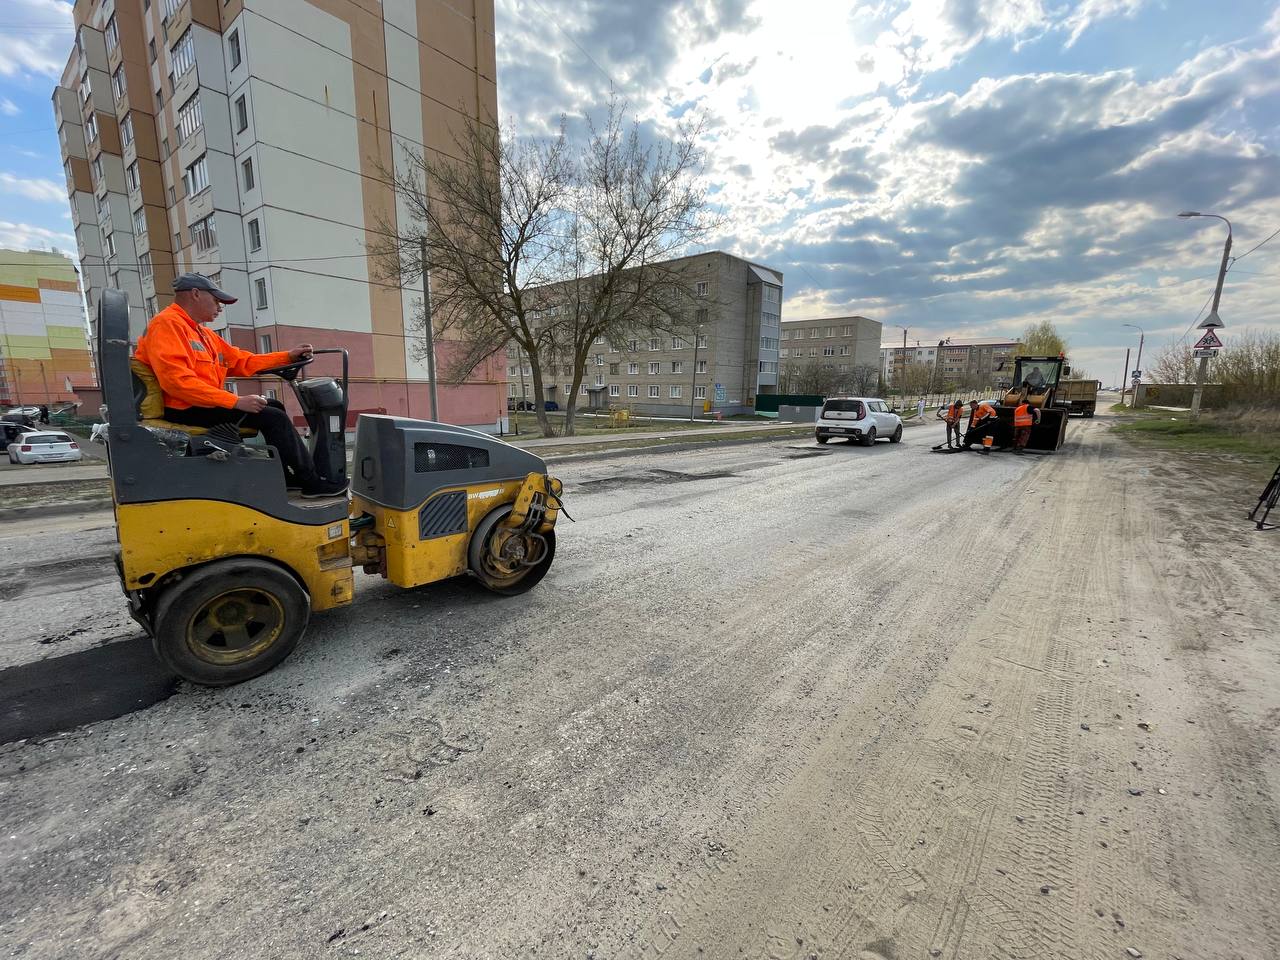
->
[[945, 401, 965, 424], [970, 402, 997, 424], [134, 303, 293, 410], [1014, 403, 1034, 427]]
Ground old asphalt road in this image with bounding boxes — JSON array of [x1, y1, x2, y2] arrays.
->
[[1, 416, 1277, 959]]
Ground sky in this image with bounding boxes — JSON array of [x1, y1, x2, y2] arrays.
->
[[2, 0, 1278, 381]]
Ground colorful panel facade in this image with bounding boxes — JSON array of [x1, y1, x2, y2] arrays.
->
[[0, 250, 95, 407]]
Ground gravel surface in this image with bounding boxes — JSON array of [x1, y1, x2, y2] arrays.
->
[[1, 416, 1277, 959]]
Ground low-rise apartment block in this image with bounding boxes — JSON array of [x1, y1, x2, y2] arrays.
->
[[778, 316, 882, 394], [880, 337, 1019, 392], [0, 251, 95, 409], [511, 251, 783, 417], [53, 0, 506, 427]]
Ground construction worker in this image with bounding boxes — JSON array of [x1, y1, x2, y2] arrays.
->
[[1012, 397, 1041, 454], [962, 398, 998, 449], [134, 273, 347, 498], [936, 398, 965, 448]]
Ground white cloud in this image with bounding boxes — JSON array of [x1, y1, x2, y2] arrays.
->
[[0, 97, 19, 116], [0, 172, 67, 203], [0, 219, 76, 253], [1062, 0, 1147, 47], [0, 0, 75, 78]]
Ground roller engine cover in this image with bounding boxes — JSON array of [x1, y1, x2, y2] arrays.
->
[[352, 414, 550, 511]]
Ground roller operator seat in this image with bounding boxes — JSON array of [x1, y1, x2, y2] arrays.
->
[[129, 358, 258, 438]]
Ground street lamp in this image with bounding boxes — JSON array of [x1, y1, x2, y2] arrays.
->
[[1177, 211, 1232, 420], [887, 324, 908, 401], [1122, 323, 1144, 408]]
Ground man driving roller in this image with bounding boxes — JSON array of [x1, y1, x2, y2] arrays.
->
[[134, 273, 347, 498]]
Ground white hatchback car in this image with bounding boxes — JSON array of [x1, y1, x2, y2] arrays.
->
[[7, 431, 83, 465], [815, 397, 903, 446]]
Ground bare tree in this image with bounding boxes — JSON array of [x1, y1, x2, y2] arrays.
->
[[371, 97, 720, 437], [1149, 341, 1196, 384], [848, 364, 880, 395]]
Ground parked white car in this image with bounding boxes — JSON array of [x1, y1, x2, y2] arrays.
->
[[815, 397, 903, 446], [6, 431, 83, 465]]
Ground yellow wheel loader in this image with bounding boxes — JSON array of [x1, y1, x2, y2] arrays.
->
[[97, 289, 563, 686]]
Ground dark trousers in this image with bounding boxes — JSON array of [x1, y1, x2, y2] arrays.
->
[[1014, 425, 1033, 449], [946, 422, 962, 446], [164, 400, 316, 482]]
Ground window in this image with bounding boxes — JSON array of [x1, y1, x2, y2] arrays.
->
[[694, 385, 707, 400], [91, 156, 103, 183], [648, 362, 659, 375], [247, 217, 261, 251], [183, 154, 208, 195], [609, 341, 619, 353], [174, 230, 181, 251], [168, 185, 176, 204], [254, 277, 268, 309], [177, 93, 202, 143], [842, 325, 853, 337], [839, 345, 849, 356], [696, 334, 707, 348], [145, 295, 157, 314], [97, 196, 110, 224], [191, 213, 217, 251], [809, 328, 819, 339], [258, 333, 272, 353], [163, 0, 182, 18], [563, 385, 571, 396], [695, 281, 708, 297], [671, 361, 683, 374], [133, 207, 146, 235], [649, 337, 661, 351], [825, 326, 835, 338], [763, 285, 780, 305], [594, 335, 604, 344], [608, 363, 619, 375], [648, 385, 660, 398], [102, 231, 116, 257], [139, 252, 153, 280], [628, 362, 638, 375], [241, 157, 254, 190], [672, 336, 685, 349], [669, 385, 682, 398], [696, 359, 707, 373], [695, 308, 708, 325], [609, 385, 620, 397], [809, 347, 818, 357], [761, 337, 778, 350], [823, 346, 835, 357], [593, 354, 603, 366], [111, 66, 127, 102], [156, 89, 164, 112], [171, 29, 196, 79], [627, 339, 638, 352], [84, 112, 98, 143], [234, 94, 248, 133], [161, 136, 170, 159], [594, 374, 603, 386], [148, 38, 157, 63], [763, 312, 779, 327], [126, 162, 140, 191], [759, 361, 778, 373], [628, 385, 638, 397], [579, 385, 588, 396], [228, 30, 242, 68], [104, 15, 119, 53]]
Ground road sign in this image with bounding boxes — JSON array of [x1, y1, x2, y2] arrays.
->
[[1193, 328, 1223, 350], [1131, 369, 1141, 379], [1192, 348, 1218, 359], [1199, 310, 1224, 330], [714, 383, 726, 402]]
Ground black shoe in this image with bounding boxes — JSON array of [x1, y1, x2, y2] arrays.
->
[[300, 476, 349, 499]]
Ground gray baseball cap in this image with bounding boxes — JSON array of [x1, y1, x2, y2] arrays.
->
[[173, 272, 237, 303]]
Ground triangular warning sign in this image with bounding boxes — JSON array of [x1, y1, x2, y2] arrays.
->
[[1194, 329, 1223, 350]]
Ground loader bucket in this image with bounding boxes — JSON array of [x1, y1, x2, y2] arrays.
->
[[1027, 407, 1068, 451]]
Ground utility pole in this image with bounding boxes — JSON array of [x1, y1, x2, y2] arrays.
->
[[1179, 212, 1231, 421], [419, 235, 439, 421], [1123, 324, 1144, 408], [1121, 347, 1130, 405]]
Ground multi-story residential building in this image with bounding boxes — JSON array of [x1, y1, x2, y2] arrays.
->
[[778, 316, 882, 393], [510, 251, 783, 417], [0, 250, 95, 409], [52, 0, 506, 428], [880, 337, 1020, 391]]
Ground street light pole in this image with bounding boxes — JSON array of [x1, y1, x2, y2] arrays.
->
[[1178, 211, 1232, 420], [689, 326, 700, 421], [1122, 323, 1144, 408]]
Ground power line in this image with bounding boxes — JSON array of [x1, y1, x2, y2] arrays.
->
[[1233, 225, 1280, 262]]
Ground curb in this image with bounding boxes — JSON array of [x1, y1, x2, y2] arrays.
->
[[540, 427, 817, 465], [0, 498, 114, 522]]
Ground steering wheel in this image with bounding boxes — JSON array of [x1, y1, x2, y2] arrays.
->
[[257, 355, 314, 382]]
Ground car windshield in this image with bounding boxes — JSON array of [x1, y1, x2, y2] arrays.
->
[[822, 400, 864, 416], [1017, 360, 1061, 391]]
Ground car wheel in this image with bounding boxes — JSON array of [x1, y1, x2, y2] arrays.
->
[[890, 424, 903, 443], [816, 435, 828, 444], [151, 558, 310, 686], [862, 427, 877, 446]]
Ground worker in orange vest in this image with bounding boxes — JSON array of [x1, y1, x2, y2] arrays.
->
[[962, 398, 998, 448], [1012, 398, 1041, 454], [936, 398, 965, 449]]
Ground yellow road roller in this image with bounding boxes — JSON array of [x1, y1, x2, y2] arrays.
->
[[97, 289, 563, 686]]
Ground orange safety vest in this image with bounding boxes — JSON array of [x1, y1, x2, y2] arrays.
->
[[971, 402, 996, 424], [1014, 403, 1034, 427], [134, 303, 293, 410], [945, 401, 964, 424]]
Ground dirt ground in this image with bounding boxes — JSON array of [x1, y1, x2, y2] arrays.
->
[[0, 411, 1277, 959]]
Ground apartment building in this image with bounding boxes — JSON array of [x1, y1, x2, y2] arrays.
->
[[0, 250, 95, 408], [510, 251, 783, 418], [880, 336, 1020, 391], [778, 316, 882, 392], [53, 0, 506, 427]]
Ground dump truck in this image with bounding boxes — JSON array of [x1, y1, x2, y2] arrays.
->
[[1056, 378, 1100, 417], [97, 289, 564, 686]]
